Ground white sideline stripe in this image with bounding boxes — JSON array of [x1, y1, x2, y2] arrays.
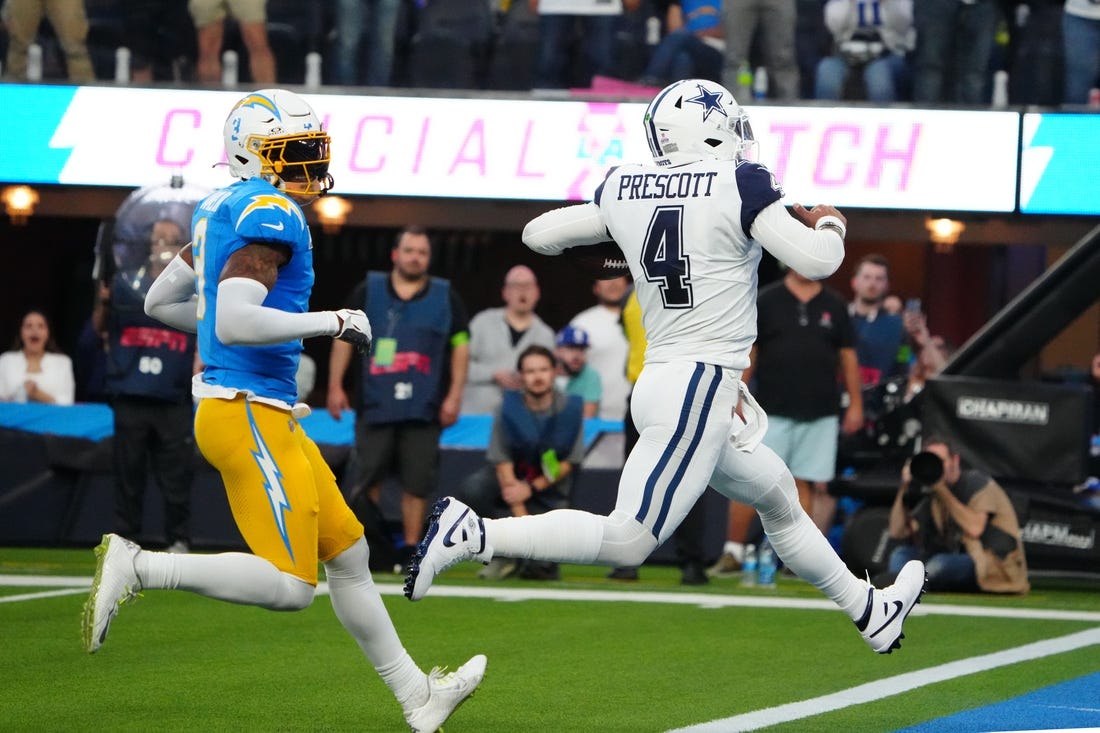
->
[[0, 575, 333, 602], [666, 627, 1100, 733], [0, 588, 88, 603], [3, 575, 1100, 624]]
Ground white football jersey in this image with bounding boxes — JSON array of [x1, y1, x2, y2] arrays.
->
[[593, 158, 783, 370]]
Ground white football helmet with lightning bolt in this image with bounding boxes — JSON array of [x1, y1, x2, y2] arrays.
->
[[223, 88, 333, 196], [643, 79, 756, 168]]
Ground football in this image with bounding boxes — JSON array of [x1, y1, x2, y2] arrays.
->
[[562, 241, 631, 280]]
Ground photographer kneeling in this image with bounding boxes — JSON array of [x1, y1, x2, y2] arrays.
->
[[885, 436, 1029, 594]]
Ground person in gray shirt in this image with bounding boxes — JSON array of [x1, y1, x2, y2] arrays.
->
[[461, 265, 555, 415]]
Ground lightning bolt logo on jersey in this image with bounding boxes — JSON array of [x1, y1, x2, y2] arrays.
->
[[192, 178, 312, 404]]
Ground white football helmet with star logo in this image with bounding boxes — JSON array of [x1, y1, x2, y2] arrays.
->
[[643, 79, 756, 168]]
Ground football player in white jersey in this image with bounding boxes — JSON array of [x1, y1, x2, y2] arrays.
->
[[406, 79, 926, 656]]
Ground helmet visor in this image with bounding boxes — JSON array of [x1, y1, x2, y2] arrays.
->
[[260, 132, 331, 185], [729, 114, 754, 145]]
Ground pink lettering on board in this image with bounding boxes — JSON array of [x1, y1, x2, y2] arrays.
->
[[867, 123, 920, 190], [156, 109, 200, 167], [412, 118, 431, 175], [768, 122, 809, 183], [516, 120, 545, 179], [411, 119, 431, 177], [448, 119, 487, 175], [349, 116, 392, 173], [814, 124, 860, 186]]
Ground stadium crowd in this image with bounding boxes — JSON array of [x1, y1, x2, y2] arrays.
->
[[1, 0, 1098, 106]]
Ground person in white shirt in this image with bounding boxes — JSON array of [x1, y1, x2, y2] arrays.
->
[[0, 309, 75, 405], [406, 79, 926, 659], [570, 276, 631, 420]]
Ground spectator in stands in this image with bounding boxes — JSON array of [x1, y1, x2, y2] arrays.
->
[[900, 306, 949, 402], [636, 0, 724, 87], [123, 0, 197, 82], [794, 0, 828, 98], [848, 254, 907, 390], [1, 0, 95, 82], [333, 0, 400, 87], [531, 0, 641, 89], [721, 0, 800, 100], [711, 266, 862, 573], [885, 436, 1029, 594], [1002, 0, 1063, 107], [911, 0, 1000, 104], [189, 0, 276, 84], [1063, 0, 1100, 105], [407, 0, 494, 89], [327, 226, 469, 563], [554, 325, 601, 419], [0, 309, 75, 405], [901, 333, 951, 403], [458, 345, 584, 580], [461, 265, 555, 415], [570, 276, 631, 421], [815, 0, 914, 102], [94, 218, 198, 554]]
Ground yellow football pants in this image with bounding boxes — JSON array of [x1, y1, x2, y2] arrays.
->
[[194, 396, 364, 584]]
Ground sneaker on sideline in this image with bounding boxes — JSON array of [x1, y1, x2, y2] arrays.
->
[[706, 551, 741, 578], [404, 654, 487, 733], [82, 533, 143, 653], [166, 540, 189, 554], [855, 559, 926, 654], [477, 556, 517, 580], [404, 497, 491, 601]]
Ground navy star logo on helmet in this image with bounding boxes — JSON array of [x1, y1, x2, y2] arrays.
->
[[684, 83, 727, 122]]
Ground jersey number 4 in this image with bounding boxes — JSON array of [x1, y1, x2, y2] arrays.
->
[[641, 206, 693, 309]]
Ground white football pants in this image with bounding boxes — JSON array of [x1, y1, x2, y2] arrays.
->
[[483, 360, 867, 615]]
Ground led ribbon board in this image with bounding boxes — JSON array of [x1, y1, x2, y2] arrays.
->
[[0, 85, 1018, 212]]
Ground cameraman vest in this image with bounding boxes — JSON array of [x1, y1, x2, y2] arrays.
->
[[360, 271, 451, 424], [105, 280, 195, 403], [500, 390, 583, 480]]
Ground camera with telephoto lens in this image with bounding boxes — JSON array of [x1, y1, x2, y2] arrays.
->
[[902, 451, 944, 510]]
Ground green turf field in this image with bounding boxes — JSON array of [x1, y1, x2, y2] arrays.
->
[[3, 547, 1098, 732]]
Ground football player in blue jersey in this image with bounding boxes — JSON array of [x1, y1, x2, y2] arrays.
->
[[406, 79, 927, 659], [83, 89, 484, 732]]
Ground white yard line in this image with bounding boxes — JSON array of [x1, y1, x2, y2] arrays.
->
[[4, 575, 1100, 624], [6, 572, 1099, 733], [0, 588, 89, 603], [666, 628, 1100, 733]]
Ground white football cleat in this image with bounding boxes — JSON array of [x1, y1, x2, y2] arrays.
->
[[404, 497, 491, 602], [82, 533, 143, 653], [855, 559, 926, 654], [404, 654, 487, 733]]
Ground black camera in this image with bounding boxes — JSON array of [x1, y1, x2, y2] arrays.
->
[[902, 451, 944, 509]]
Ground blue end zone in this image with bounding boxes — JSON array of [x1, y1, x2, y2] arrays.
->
[[896, 672, 1100, 732]]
